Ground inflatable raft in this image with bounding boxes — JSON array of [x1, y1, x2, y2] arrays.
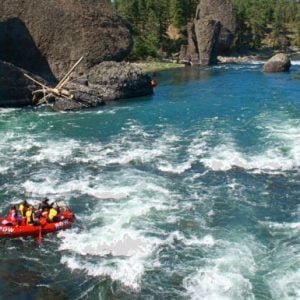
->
[[0, 208, 75, 239]]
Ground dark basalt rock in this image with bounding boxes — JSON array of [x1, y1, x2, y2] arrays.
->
[[52, 61, 153, 111], [195, 19, 221, 65], [263, 53, 291, 73], [180, 0, 237, 65], [0, 1, 154, 110], [195, 0, 237, 54], [0, 0, 133, 80], [0, 60, 153, 110], [0, 60, 44, 107], [88, 61, 153, 101], [179, 23, 200, 65]]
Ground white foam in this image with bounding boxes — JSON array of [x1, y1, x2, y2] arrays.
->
[[158, 161, 192, 174], [201, 118, 300, 172], [268, 268, 300, 300], [184, 268, 254, 300], [31, 139, 80, 163], [0, 166, 9, 174], [266, 232, 300, 300], [183, 238, 257, 300], [61, 254, 145, 290], [261, 221, 300, 238], [0, 108, 18, 114], [59, 224, 161, 290], [56, 172, 171, 290], [184, 235, 216, 248]]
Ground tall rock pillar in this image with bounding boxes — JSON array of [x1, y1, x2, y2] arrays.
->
[[180, 0, 237, 65]]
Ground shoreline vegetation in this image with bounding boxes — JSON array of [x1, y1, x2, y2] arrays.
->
[[137, 48, 300, 74], [135, 47, 300, 73], [113, 0, 300, 64]]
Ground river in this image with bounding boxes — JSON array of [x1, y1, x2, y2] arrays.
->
[[0, 62, 299, 299]]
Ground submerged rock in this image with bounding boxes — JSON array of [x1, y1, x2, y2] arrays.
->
[[263, 53, 291, 73]]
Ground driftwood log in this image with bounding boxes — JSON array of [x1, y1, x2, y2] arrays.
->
[[24, 56, 84, 106], [19, 60, 153, 111]]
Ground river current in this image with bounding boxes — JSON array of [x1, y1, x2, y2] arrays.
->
[[0, 62, 299, 299]]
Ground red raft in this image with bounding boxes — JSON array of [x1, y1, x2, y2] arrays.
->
[[0, 208, 75, 239]]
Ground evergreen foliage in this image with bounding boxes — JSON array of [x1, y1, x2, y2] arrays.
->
[[111, 0, 300, 60], [231, 0, 300, 49], [112, 0, 198, 60]]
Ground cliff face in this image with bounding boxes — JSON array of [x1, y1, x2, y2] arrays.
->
[[0, 0, 154, 110], [0, 60, 42, 107], [0, 0, 133, 80], [196, 0, 237, 54], [180, 0, 237, 65]]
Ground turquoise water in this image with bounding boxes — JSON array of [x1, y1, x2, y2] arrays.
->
[[0, 62, 300, 299]]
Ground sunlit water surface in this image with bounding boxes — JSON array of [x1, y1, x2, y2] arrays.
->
[[0, 62, 300, 299]]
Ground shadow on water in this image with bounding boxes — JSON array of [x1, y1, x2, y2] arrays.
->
[[156, 65, 215, 86], [0, 240, 72, 300], [0, 18, 56, 82]]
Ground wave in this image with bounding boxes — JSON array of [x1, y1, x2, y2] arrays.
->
[[184, 269, 254, 300], [200, 118, 300, 173], [183, 238, 257, 300], [1, 112, 299, 178], [56, 172, 170, 290]]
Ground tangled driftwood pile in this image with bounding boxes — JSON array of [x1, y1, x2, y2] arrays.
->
[[24, 56, 84, 106]]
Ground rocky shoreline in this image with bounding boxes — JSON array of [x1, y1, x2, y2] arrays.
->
[[0, 0, 296, 111], [217, 48, 300, 65], [0, 0, 154, 111]]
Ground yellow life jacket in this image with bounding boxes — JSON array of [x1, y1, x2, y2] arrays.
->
[[25, 209, 32, 224], [48, 208, 58, 221], [19, 204, 25, 216]]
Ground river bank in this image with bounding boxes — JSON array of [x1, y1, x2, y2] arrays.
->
[[1, 64, 299, 299], [135, 47, 300, 73]]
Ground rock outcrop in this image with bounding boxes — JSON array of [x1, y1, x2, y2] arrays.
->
[[0, 0, 133, 80], [0, 0, 154, 110], [0, 60, 42, 107], [179, 0, 237, 65], [53, 62, 153, 111], [195, 19, 221, 65], [263, 53, 291, 73]]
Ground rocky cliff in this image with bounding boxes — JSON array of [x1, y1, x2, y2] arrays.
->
[[0, 0, 133, 80], [180, 0, 237, 65], [0, 0, 153, 110]]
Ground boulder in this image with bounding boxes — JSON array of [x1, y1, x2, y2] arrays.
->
[[87, 61, 153, 102], [0, 1, 154, 110], [180, 0, 237, 65], [0, 60, 42, 107], [263, 53, 291, 73], [0, 0, 133, 80], [50, 61, 153, 111]]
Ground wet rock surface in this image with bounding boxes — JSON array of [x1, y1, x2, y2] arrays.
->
[[263, 53, 291, 73]]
